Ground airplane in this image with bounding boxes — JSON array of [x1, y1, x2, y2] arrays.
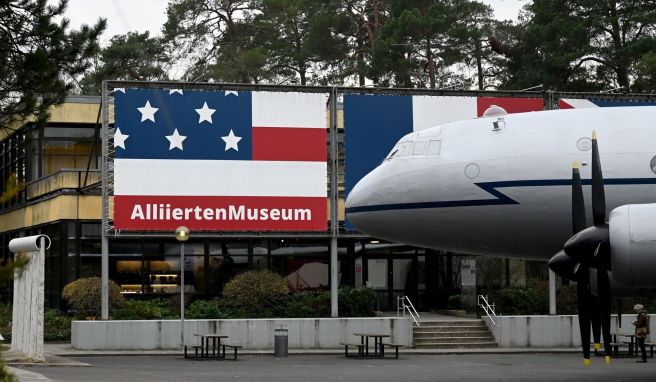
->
[[345, 105, 656, 365]]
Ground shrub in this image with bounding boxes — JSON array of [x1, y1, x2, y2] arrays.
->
[[186, 299, 222, 319], [62, 277, 123, 318], [44, 310, 72, 342], [339, 287, 376, 317], [284, 292, 330, 318], [556, 284, 577, 315], [0, 303, 11, 342], [447, 295, 462, 309], [223, 270, 288, 314], [0, 357, 15, 382], [494, 287, 548, 315], [113, 298, 176, 320]]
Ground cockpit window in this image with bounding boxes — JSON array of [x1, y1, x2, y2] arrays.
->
[[426, 140, 441, 155], [412, 141, 427, 155], [386, 142, 411, 160], [397, 142, 410, 157]]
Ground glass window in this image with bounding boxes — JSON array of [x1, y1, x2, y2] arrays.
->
[[397, 142, 410, 157], [42, 140, 99, 176], [412, 141, 427, 155], [426, 140, 441, 155]]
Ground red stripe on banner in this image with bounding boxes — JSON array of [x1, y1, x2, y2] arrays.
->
[[558, 100, 574, 109], [252, 127, 326, 162], [114, 195, 327, 231], [476, 97, 544, 117]]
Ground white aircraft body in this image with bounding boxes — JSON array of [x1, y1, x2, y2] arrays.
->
[[345, 106, 656, 286]]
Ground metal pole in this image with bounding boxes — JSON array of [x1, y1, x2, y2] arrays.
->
[[100, 80, 109, 320], [549, 269, 556, 315], [329, 87, 339, 317], [180, 242, 185, 346]]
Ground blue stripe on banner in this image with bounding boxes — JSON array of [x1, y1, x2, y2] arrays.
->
[[343, 94, 413, 193], [591, 99, 656, 107], [343, 94, 413, 230], [114, 89, 253, 160]]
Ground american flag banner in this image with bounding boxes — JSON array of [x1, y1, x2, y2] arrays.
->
[[113, 89, 328, 231]]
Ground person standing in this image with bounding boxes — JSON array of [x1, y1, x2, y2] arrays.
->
[[633, 304, 650, 363]]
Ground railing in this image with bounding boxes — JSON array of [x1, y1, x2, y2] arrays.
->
[[397, 296, 420, 327], [26, 169, 101, 200], [477, 294, 499, 326]]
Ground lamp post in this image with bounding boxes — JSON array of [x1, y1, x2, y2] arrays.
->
[[175, 226, 190, 346]]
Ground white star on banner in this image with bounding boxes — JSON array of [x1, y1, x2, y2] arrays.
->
[[195, 102, 216, 124], [113, 88, 126, 94], [221, 129, 242, 151], [225, 90, 239, 96], [113, 128, 129, 149], [169, 89, 183, 95], [137, 100, 158, 122], [166, 129, 187, 150]]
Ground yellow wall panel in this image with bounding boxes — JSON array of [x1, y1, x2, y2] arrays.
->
[[0, 195, 102, 233], [49, 103, 101, 124]]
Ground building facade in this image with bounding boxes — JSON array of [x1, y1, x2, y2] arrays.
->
[[0, 95, 457, 311]]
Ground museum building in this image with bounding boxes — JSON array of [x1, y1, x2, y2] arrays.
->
[[0, 95, 454, 311]]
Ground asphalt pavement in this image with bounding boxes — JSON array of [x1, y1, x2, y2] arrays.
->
[[14, 353, 656, 382]]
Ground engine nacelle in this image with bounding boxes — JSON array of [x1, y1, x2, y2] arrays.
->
[[609, 204, 656, 287]]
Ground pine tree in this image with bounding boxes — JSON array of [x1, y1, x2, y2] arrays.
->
[[0, 0, 105, 124]]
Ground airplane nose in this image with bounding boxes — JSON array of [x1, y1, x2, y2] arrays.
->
[[345, 181, 361, 211], [345, 172, 374, 213], [345, 169, 386, 235]]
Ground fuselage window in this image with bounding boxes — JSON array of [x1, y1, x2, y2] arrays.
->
[[412, 141, 427, 155], [426, 140, 441, 155]]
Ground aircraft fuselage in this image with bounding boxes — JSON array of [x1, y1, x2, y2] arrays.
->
[[345, 107, 656, 260]]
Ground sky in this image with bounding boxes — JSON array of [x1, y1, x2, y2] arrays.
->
[[56, 0, 526, 44]]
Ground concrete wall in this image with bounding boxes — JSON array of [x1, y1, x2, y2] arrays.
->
[[72, 317, 412, 350], [483, 314, 656, 348], [10, 247, 44, 361]]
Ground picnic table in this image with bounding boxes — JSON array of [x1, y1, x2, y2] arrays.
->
[[611, 332, 636, 357], [339, 332, 402, 359], [184, 333, 242, 360], [353, 332, 389, 357]]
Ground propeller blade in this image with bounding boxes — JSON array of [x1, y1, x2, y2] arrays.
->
[[589, 295, 601, 352], [595, 242, 612, 364], [591, 131, 606, 226], [575, 264, 592, 366], [572, 161, 586, 234]]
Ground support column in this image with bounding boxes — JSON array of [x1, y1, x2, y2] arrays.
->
[[329, 87, 339, 317], [549, 270, 557, 315], [100, 80, 109, 321]]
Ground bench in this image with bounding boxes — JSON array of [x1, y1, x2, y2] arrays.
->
[[610, 342, 629, 357], [221, 344, 243, 360], [380, 342, 404, 359], [339, 342, 366, 357], [184, 345, 204, 359]]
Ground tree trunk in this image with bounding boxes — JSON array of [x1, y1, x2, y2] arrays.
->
[[357, 37, 365, 86], [426, 37, 435, 89], [475, 39, 483, 90]]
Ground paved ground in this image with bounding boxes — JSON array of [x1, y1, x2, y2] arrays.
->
[[15, 354, 656, 382]]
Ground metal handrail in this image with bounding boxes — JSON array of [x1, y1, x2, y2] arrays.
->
[[477, 294, 498, 326], [397, 296, 420, 327]]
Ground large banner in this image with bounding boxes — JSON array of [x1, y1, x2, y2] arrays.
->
[[559, 98, 656, 108], [113, 89, 328, 231], [343, 94, 544, 221]]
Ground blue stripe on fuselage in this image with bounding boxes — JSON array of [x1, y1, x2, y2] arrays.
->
[[345, 178, 656, 214]]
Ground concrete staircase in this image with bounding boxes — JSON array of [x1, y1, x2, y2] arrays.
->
[[413, 320, 498, 349]]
